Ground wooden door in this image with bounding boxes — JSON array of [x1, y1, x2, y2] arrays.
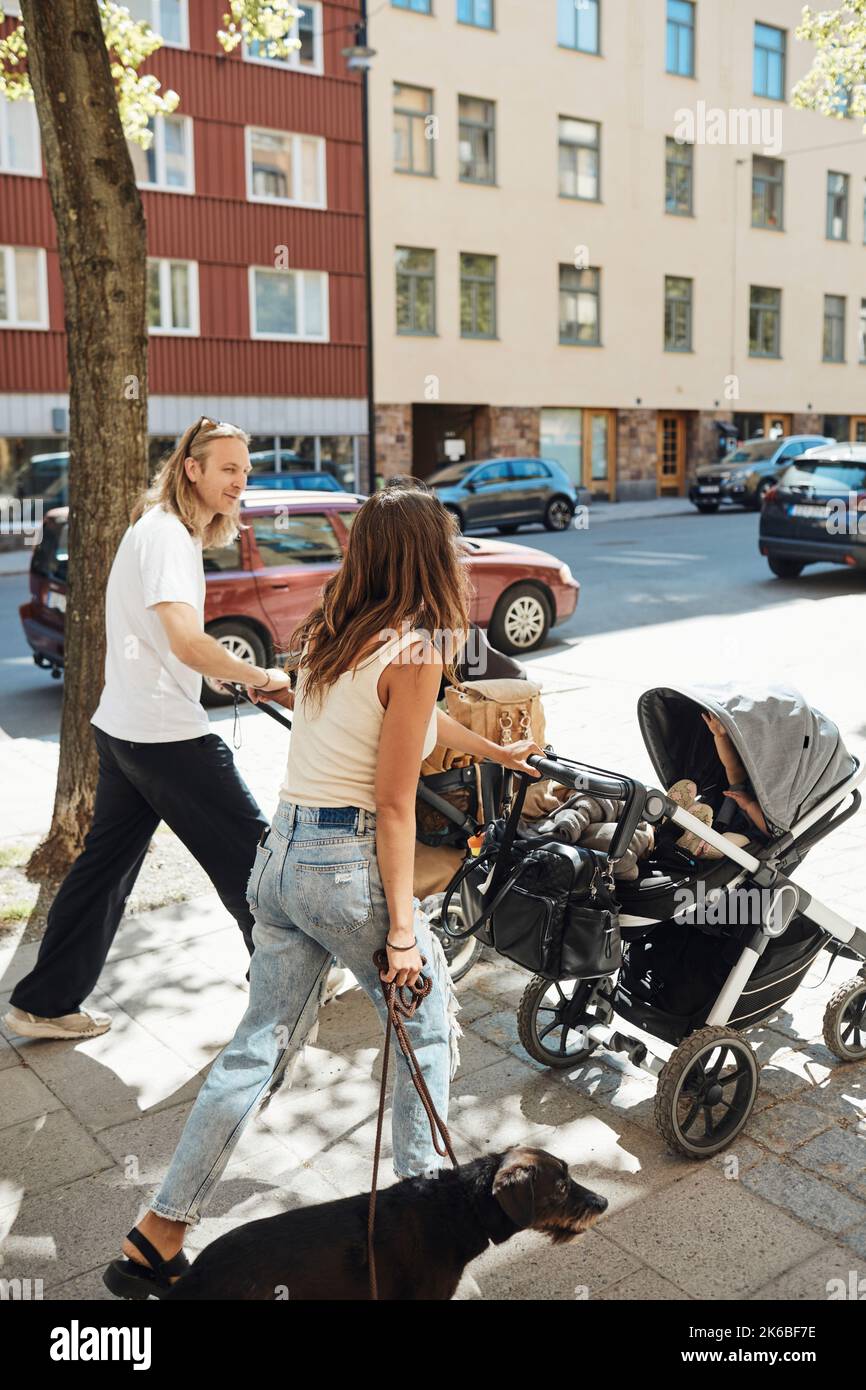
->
[[657, 412, 687, 495], [582, 409, 617, 500], [764, 413, 792, 440], [851, 416, 866, 444]]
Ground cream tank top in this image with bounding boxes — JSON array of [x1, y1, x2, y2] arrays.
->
[[279, 630, 438, 814]]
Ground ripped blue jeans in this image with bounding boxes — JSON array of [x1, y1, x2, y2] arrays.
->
[[150, 800, 461, 1227]]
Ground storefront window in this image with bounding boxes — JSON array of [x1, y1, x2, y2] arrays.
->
[[318, 436, 355, 490], [0, 437, 68, 503], [540, 408, 582, 486]]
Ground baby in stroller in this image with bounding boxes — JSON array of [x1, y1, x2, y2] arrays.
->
[[668, 711, 769, 859]]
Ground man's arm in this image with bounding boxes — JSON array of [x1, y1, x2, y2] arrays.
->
[[153, 601, 288, 691]]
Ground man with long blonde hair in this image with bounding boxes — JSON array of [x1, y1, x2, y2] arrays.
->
[[5, 419, 289, 1041]]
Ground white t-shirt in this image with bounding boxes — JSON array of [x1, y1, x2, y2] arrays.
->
[[91, 504, 209, 743]]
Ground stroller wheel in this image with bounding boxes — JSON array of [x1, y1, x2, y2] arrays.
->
[[823, 976, 866, 1062], [517, 975, 614, 1069], [655, 1027, 759, 1159], [427, 902, 484, 983]]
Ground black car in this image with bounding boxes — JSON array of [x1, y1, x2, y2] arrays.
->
[[759, 444, 866, 578]]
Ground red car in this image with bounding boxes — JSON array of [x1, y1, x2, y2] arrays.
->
[[20, 490, 580, 705]]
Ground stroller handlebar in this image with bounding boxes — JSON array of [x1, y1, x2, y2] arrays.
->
[[525, 753, 647, 864], [526, 753, 632, 803]]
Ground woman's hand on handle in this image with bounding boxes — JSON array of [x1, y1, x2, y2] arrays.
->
[[496, 738, 545, 778]]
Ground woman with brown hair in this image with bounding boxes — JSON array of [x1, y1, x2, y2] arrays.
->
[[6, 418, 287, 1042], [105, 480, 542, 1297]]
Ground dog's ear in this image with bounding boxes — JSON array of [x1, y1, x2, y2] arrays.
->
[[492, 1156, 537, 1228]]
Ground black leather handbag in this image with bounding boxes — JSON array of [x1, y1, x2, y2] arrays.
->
[[441, 773, 622, 981]]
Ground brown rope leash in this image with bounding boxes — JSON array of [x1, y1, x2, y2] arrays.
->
[[367, 948, 459, 1300]]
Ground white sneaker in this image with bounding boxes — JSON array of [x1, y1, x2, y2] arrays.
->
[[3, 1006, 112, 1040]]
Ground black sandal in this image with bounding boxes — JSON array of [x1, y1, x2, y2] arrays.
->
[[103, 1226, 191, 1300]]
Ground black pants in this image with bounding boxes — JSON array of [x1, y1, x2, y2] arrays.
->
[[10, 728, 268, 1018]]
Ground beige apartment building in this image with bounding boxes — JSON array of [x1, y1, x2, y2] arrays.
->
[[368, 0, 866, 499]]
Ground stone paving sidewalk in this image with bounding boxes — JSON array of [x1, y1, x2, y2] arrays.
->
[[0, 894, 864, 1301], [1, 585, 864, 1300]]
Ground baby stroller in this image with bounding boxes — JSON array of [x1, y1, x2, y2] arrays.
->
[[442, 683, 866, 1157]]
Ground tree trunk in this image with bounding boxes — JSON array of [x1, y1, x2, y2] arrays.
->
[[21, 0, 148, 880]]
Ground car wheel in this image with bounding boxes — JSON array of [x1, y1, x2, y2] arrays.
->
[[202, 620, 269, 707], [444, 505, 464, 533], [543, 495, 574, 531], [767, 556, 805, 580], [488, 583, 551, 654], [693, 501, 720, 514], [497, 524, 520, 535]]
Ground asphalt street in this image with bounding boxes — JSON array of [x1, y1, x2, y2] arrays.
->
[[0, 504, 862, 742]]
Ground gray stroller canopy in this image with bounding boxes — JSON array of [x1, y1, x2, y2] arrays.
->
[[637, 683, 856, 835]]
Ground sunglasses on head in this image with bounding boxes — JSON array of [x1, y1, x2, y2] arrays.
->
[[187, 416, 229, 451]]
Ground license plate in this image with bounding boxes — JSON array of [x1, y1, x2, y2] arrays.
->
[[788, 504, 827, 519], [46, 590, 66, 612], [698, 485, 720, 495]]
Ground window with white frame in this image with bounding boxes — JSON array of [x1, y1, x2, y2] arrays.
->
[[246, 128, 326, 207], [250, 267, 329, 340], [0, 246, 48, 329], [147, 258, 198, 335], [0, 94, 40, 175], [127, 114, 194, 192], [243, 2, 323, 74], [125, 0, 189, 47]]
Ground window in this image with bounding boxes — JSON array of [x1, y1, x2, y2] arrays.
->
[[0, 95, 40, 175], [146, 258, 198, 335], [752, 156, 784, 230], [665, 136, 693, 215], [860, 298, 866, 363], [749, 285, 781, 358], [827, 171, 849, 240], [0, 246, 48, 329], [244, 2, 323, 73], [666, 0, 694, 77], [251, 512, 342, 568], [396, 247, 436, 334], [541, 408, 583, 483], [127, 114, 193, 192], [458, 0, 493, 27], [823, 295, 846, 362], [458, 96, 495, 183], [246, 128, 326, 207], [559, 118, 601, 201], [557, 0, 600, 54], [249, 268, 329, 340], [125, 0, 188, 47], [460, 253, 496, 338], [473, 462, 510, 483], [510, 460, 550, 479], [664, 276, 693, 351], [392, 0, 432, 12], [754, 23, 786, 99], [393, 84, 434, 176], [559, 265, 600, 345]]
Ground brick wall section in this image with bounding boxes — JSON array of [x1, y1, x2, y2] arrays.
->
[[483, 406, 540, 457], [375, 403, 412, 479], [792, 413, 822, 436], [615, 408, 657, 499]]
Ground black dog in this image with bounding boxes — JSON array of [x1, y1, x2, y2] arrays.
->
[[164, 1147, 607, 1300]]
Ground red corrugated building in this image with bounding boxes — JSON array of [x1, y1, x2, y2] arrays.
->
[[0, 0, 367, 499]]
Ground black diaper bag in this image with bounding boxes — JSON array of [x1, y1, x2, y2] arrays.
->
[[441, 773, 621, 981]]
